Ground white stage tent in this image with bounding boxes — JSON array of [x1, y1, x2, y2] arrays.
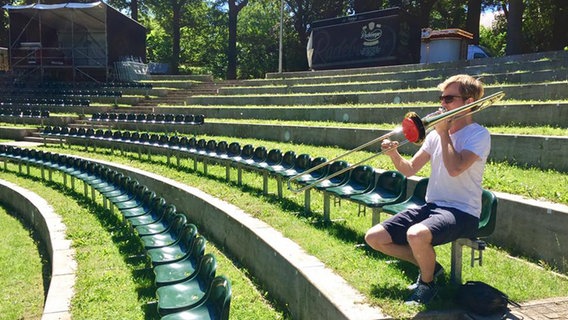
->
[[3, 1, 146, 82]]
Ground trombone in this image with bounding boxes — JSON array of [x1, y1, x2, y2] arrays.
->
[[286, 91, 505, 193]]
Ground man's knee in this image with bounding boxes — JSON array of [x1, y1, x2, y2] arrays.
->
[[406, 224, 432, 246], [365, 224, 390, 250]]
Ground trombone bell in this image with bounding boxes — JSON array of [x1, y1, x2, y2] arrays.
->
[[402, 112, 426, 144]]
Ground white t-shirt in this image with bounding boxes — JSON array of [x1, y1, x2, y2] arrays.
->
[[421, 123, 491, 218]]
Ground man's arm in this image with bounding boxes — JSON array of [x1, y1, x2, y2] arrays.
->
[[437, 130, 480, 176], [381, 140, 430, 177]]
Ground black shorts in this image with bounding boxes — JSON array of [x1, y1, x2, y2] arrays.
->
[[381, 203, 480, 246]]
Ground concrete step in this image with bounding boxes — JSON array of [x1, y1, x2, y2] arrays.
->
[[188, 83, 568, 106], [23, 136, 63, 144], [164, 102, 568, 127], [265, 50, 568, 79], [220, 69, 568, 95]]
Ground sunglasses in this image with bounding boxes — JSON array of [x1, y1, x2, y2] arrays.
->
[[439, 95, 464, 103]]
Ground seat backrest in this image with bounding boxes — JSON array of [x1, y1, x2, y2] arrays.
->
[[375, 170, 408, 198], [169, 136, 180, 146], [159, 134, 169, 145], [348, 165, 376, 191], [174, 114, 185, 123], [188, 137, 197, 149], [324, 160, 350, 184], [252, 146, 267, 162], [266, 149, 282, 165], [477, 189, 498, 238], [216, 141, 229, 155], [146, 113, 156, 122], [190, 236, 207, 261], [197, 139, 207, 150], [184, 114, 195, 123], [178, 136, 189, 149], [139, 132, 150, 143], [307, 156, 329, 178], [149, 133, 160, 144], [179, 223, 198, 251], [206, 140, 217, 153], [280, 151, 296, 169], [194, 114, 205, 124], [208, 275, 232, 320], [227, 142, 241, 156], [196, 253, 217, 293], [240, 144, 255, 159], [294, 154, 312, 172]]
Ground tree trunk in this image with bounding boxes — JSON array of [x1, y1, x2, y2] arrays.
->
[[130, 0, 139, 21], [506, 0, 523, 55], [226, 0, 248, 80], [550, 0, 568, 50], [227, 6, 237, 79], [465, 0, 481, 44], [171, 5, 182, 74]]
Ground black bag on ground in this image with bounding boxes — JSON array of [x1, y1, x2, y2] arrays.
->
[[455, 281, 521, 316]]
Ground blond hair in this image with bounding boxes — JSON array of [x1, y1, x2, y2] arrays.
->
[[437, 74, 484, 100]]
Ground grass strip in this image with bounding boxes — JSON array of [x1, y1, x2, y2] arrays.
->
[[207, 119, 568, 136], [0, 203, 46, 319], [38, 142, 568, 318], [0, 162, 285, 320]]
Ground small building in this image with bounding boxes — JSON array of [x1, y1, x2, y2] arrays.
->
[[2, 1, 146, 82]]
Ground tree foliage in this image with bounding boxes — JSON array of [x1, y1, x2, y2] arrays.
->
[[1, 0, 567, 79]]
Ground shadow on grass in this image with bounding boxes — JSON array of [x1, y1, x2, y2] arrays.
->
[[15, 171, 159, 318]]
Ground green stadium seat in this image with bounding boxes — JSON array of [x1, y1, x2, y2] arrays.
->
[[139, 209, 188, 249], [146, 223, 199, 265], [349, 170, 408, 224], [136, 212, 186, 237], [159, 275, 231, 320], [156, 254, 218, 315], [153, 238, 208, 287]]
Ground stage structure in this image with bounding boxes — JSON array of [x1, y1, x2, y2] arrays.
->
[[3, 1, 146, 82]]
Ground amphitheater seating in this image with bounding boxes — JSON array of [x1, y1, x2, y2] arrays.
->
[[159, 275, 231, 320], [153, 238, 208, 287], [90, 112, 205, 125], [0, 108, 50, 118], [382, 177, 498, 284], [146, 223, 199, 265], [136, 212, 187, 237], [349, 170, 408, 225], [40, 127, 412, 223], [156, 254, 218, 315], [141, 212, 192, 249], [0, 145, 231, 319]]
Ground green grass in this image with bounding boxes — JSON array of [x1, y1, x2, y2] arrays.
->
[[0, 204, 46, 320], [0, 166, 286, 320], [33, 138, 568, 318], [207, 118, 568, 136]]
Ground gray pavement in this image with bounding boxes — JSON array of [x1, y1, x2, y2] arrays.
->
[[461, 297, 568, 320]]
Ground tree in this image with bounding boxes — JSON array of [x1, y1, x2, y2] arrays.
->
[[237, 0, 281, 78], [226, 0, 248, 80], [465, 0, 482, 44], [145, 0, 200, 74], [504, 0, 523, 55]]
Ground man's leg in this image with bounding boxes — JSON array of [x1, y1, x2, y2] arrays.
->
[[407, 223, 436, 283], [365, 224, 418, 266]]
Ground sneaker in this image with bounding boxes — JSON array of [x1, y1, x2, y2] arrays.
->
[[405, 281, 439, 306], [407, 262, 445, 290]]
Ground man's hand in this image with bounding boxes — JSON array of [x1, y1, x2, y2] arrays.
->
[[381, 139, 399, 156], [435, 118, 452, 136]]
